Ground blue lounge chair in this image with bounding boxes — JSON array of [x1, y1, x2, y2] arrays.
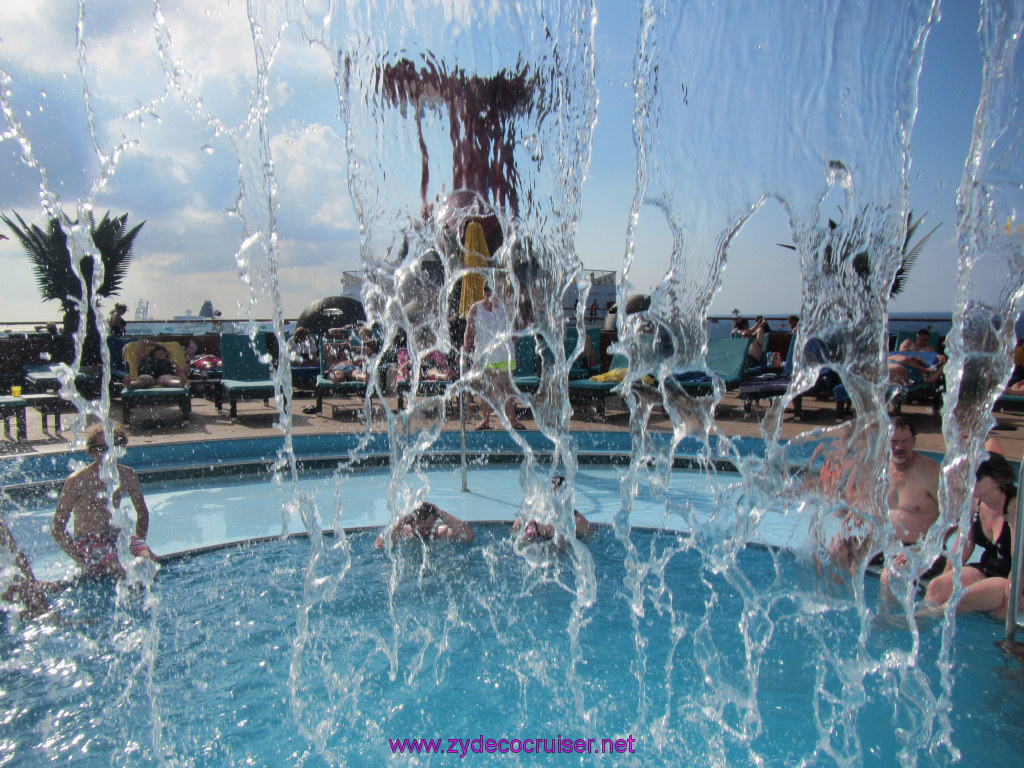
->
[[567, 352, 631, 420], [513, 336, 540, 393], [120, 340, 192, 425], [738, 335, 803, 417], [315, 338, 367, 414], [996, 392, 1024, 411], [216, 333, 278, 418], [671, 337, 751, 396]]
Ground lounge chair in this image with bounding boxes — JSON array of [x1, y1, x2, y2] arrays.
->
[[564, 326, 601, 380], [315, 338, 367, 415], [737, 336, 803, 417], [120, 341, 192, 425], [671, 337, 751, 396], [216, 333, 278, 418], [995, 392, 1024, 412], [568, 352, 631, 420], [886, 350, 943, 416], [513, 336, 540, 393]]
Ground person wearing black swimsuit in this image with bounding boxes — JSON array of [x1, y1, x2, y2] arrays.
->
[[924, 453, 1020, 616]]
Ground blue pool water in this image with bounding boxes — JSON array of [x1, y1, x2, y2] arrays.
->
[[2, 466, 1022, 766]]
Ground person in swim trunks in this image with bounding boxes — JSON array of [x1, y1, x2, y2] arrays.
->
[[879, 417, 949, 588], [923, 452, 1021, 615], [52, 424, 159, 579]]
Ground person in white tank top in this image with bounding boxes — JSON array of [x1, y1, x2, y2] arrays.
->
[[463, 282, 524, 430]]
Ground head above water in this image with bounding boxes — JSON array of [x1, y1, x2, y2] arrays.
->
[[889, 416, 917, 465], [975, 452, 1017, 499], [86, 423, 128, 455]]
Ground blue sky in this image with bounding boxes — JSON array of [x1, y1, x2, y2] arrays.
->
[[0, 1, 997, 324]]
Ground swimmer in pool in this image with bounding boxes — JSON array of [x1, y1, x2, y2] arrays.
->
[[512, 475, 595, 544], [375, 502, 475, 549], [52, 424, 159, 579]]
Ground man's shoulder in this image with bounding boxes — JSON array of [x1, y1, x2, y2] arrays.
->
[[911, 451, 941, 478], [117, 462, 139, 479]]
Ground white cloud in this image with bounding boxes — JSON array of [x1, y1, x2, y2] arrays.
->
[[270, 123, 354, 230], [0, 2, 79, 74]]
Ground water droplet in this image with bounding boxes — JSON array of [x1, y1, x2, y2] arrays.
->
[[201, 144, 215, 154]]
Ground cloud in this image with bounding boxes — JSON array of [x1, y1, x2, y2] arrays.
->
[[270, 123, 355, 231]]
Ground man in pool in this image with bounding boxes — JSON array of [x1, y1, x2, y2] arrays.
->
[[879, 416, 946, 584], [52, 424, 159, 579], [375, 502, 475, 549]]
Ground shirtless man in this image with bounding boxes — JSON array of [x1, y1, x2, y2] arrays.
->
[[375, 502, 475, 549], [52, 424, 158, 579], [899, 328, 936, 353], [881, 416, 945, 583]]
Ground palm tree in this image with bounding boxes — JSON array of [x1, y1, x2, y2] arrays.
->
[[890, 211, 940, 298], [2, 210, 144, 366], [778, 210, 939, 298]]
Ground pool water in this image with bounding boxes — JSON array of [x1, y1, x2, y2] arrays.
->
[[2, 468, 1022, 766]]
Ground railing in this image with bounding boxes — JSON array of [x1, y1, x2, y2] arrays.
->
[[1005, 460, 1024, 642]]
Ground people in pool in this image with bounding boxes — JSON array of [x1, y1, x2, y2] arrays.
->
[[52, 424, 159, 579], [923, 453, 1021, 616], [375, 502, 475, 549], [878, 416, 948, 586], [512, 476, 595, 544]]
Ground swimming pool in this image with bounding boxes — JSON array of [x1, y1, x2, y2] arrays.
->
[[2, 463, 1021, 766]]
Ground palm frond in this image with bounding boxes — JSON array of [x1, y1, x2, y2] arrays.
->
[[2, 212, 81, 306], [91, 211, 144, 297], [891, 214, 940, 298]]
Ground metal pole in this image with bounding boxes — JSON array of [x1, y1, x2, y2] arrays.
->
[[459, 349, 468, 492], [1004, 460, 1024, 643]]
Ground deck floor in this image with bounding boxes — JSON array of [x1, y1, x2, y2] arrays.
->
[[2, 385, 1021, 463]]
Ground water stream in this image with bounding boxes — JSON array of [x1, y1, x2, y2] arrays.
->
[[1, 1, 1023, 766]]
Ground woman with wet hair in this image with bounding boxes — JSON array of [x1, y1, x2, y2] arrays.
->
[[924, 453, 1020, 616]]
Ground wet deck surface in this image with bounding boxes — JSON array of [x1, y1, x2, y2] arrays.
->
[[2, 385, 1021, 463]]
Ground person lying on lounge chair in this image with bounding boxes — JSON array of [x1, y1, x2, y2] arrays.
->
[[125, 341, 188, 390], [887, 351, 945, 388]]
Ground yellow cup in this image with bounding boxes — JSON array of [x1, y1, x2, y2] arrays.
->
[[10, 386, 21, 397]]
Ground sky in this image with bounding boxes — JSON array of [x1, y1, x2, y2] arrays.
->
[[0, 0, 1004, 325]]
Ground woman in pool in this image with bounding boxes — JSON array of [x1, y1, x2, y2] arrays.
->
[[923, 453, 1020, 616], [512, 476, 595, 545]]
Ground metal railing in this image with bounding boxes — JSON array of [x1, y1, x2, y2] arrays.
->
[[1005, 460, 1024, 642]]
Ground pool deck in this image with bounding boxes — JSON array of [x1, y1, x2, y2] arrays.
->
[[2, 385, 1021, 463]]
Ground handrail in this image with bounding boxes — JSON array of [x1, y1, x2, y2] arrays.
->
[[1004, 460, 1024, 642]]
